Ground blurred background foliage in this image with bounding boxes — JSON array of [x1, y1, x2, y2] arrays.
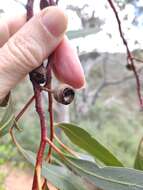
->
[[1, 0, 143, 188]]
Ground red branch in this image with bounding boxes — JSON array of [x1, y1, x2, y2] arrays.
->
[[25, 1, 71, 189], [32, 85, 47, 190], [40, 0, 49, 9], [49, 0, 55, 6], [107, 0, 143, 107], [26, 1, 47, 189], [45, 63, 54, 162], [26, 0, 34, 20], [46, 86, 54, 162]]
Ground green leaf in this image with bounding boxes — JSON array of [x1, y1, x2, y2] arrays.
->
[[0, 98, 15, 137], [56, 123, 123, 167], [18, 148, 86, 190], [42, 163, 86, 190], [134, 138, 143, 170], [62, 156, 143, 190]]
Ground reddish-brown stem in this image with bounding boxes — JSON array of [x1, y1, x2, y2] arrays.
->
[[41, 86, 54, 93], [41, 180, 47, 190], [41, 78, 54, 188], [107, 0, 143, 107], [54, 134, 78, 157], [25, 1, 64, 189], [9, 124, 65, 185], [26, 0, 34, 20], [45, 137, 64, 158], [15, 95, 35, 121], [45, 65, 54, 162], [26, 1, 47, 188], [49, 0, 55, 6], [46, 90, 54, 162], [40, 0, 49, 9], [32, 86, 47, 190]]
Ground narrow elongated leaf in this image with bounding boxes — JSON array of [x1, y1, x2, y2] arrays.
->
[[10, 129, 86, 190], [0, 97, 13, 123], [0, 98, 15, 137], [61, 156, 143, 190], [56, 123, 123, 167], [134, 138, 143, 170], [18, 148, 86, 190], [42, 163, 85, 190]]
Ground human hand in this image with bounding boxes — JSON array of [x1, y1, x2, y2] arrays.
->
[[0, 6, 85, 101]]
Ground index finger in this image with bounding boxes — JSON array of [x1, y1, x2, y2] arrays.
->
[[0, 14, 26, 47]]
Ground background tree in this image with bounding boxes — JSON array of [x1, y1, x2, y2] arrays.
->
[[1, 0, 143, 189]]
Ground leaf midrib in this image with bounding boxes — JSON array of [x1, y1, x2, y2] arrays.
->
[[66, 158, 143, 189]]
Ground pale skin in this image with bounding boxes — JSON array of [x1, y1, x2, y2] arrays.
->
[[0, 6, 85, 101]]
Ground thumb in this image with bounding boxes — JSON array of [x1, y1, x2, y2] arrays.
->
[[0, 6, 67, 99]]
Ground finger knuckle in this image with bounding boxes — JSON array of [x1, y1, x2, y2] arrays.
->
[[6, 34, 43, 71]]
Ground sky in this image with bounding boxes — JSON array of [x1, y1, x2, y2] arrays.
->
[[0, 0, 143, 53]]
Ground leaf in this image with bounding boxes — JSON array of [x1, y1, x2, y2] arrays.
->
[[0, 98, 15, 137], [42, 163, 85, 190], [134, 138, 143, 170], [56, 122, 123, 167], [17, 148, 86, 190], [61, 155, 143, 190]]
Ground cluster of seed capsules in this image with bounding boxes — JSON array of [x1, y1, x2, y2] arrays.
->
[[28, 0, 75, 106]]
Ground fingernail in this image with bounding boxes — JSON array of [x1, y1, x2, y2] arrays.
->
[[41, 7, 68, 37]]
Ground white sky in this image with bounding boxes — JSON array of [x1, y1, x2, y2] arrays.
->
[[0, 0, 143, 53]]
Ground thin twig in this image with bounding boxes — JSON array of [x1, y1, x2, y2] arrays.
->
[[41, 86, 54, 93], [40, 0, 49, 9], [46, 90, 54, 162], [46, 138, 64, 158], [41, 180, 47, 190], [26, 0, 34, 20], [15, 95, 35, 121], [45, 64, 55, 163], [32, 85, 47, 190], [49, 0, 55, 6], [107, 0, 143, 107], [91, 66, 143, 105], [54, 134, 79, 157]]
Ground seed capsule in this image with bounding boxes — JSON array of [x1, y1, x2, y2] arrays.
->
[[53, 85, 75, 105], [30, 65, 47, 84], [126, 64, 134, 71]]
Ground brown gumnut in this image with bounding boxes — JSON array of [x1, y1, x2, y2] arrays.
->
[[126, 64, 134, 71], [30, 65, 47, 84], [53, 84, 75, 105]]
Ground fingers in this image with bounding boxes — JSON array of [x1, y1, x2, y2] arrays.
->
[[51, 37, 85, 89], [0, 14, 26, 47], [0, 6, 67, 99]]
